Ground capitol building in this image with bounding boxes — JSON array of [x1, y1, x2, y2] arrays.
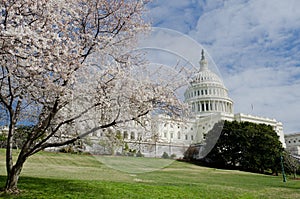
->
[[87, 50, 286, 158]]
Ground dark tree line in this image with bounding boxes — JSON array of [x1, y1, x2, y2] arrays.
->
[[185, 121, 284, 174]]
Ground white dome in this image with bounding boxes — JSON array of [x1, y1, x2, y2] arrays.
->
[[190, 49, 224, 86], [184, 50, 233, 116], [190, 70, 224, 86]]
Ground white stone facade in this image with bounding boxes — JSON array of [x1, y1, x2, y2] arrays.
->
[[87, 50, 286, 158], [285, 133, 300, 156]]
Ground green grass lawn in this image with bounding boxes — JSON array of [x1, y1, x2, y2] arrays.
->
[[0, 149, 299, 198]]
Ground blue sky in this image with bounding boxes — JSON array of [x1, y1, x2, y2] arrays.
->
[[145, 0, 300, 134]]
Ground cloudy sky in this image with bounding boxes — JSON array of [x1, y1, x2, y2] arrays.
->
[[145, 0, 300, 134]]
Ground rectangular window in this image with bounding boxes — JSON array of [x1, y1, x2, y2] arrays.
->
[[130, 132, 135, 140], [185, 135, 188, 140], [177, 132, 181, 139], [170, 133, 173, 139], [124, 131, 128, 139], [191, 135, 194, 140]]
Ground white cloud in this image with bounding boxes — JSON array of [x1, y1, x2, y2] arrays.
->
[[224, 67, 300, 133], [190, 0, 300, 70]]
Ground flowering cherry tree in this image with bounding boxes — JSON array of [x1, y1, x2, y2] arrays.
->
[[0, 0, 182, 192]]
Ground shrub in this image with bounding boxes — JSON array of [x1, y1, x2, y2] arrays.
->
[[170, 154, 176, 159], [162, 152, 169, 159]]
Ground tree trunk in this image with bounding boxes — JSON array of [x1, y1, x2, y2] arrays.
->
[[4, 162, 24, 193], [4, 120, 16, 192], [3, 100, 25, 192]]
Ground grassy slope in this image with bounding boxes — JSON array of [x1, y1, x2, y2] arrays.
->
[[0, 149, 299, 199]]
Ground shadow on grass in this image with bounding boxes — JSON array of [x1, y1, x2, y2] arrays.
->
[[0, 175, 185, 199], [0, 175, 108, 198], [1, 168, 299, 199]]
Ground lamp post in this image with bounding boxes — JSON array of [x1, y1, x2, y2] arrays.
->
[[280, 155, 287, 183]]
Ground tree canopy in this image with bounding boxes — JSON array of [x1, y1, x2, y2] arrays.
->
[[0, 0, 183, 192], [186, 120, 284, 174]]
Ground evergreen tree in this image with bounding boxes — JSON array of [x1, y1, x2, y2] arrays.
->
[[200, 121, 283, 174]]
